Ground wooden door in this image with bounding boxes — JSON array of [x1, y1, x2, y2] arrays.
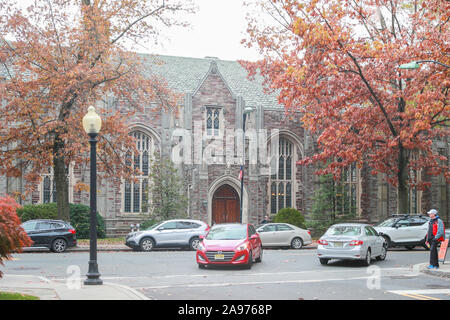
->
[[212, 185, 240, 224]]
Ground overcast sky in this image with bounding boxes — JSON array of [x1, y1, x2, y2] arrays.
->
[[146, 0, 263, 62]]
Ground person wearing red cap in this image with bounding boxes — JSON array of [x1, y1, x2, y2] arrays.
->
[[426, 209, 445, 269]]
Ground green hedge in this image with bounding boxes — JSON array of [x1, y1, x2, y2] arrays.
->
[[273, 208, 306, 229], [16, 203, 105, 239]]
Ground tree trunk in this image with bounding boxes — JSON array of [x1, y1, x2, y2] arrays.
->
[[54, 136, 70, 222], [397, 145, 409, 214]]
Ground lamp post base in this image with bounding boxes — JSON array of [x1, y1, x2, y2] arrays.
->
[[84, 261, 102, 285]]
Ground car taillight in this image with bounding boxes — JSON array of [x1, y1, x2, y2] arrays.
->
[[318, 239, 328, 245], [307, 230, 311, 235], [349, 240, 363, 246], [68, 229, 76, 234]]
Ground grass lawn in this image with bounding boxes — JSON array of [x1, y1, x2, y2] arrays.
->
[[0, 291, 39, 300]]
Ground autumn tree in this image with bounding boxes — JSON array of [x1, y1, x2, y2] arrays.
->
[[0, 0, 195, 221], [0, 196, 32, 278], [242, 0, 449, 213]]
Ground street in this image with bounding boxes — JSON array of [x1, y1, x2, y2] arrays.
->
[[2, 247, 450, 300]]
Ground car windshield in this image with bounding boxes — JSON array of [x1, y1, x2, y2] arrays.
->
[[376, 218, 397, 227], [326, 226, 361, 236], [206, 225, 247, 240], [145, 222, 164, 230]]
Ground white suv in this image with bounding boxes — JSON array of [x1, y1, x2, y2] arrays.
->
[[373, 215, 430, 250]]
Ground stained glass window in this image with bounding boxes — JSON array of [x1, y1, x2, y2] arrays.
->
[[269, 138, 294, 214], [124, 130, 154, 213]]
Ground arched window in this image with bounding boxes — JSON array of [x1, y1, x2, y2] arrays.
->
[[39, 166, 73, 204], [123, 130, 155, 213], [269, 137, 294, 214]]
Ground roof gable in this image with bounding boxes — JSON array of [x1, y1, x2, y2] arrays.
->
[[138, 54, 283, 109]]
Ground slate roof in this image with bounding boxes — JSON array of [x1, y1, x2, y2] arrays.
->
[[138, 54, 283, 109]]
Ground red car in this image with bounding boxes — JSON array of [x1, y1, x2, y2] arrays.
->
[[196, 223, 263, 269]]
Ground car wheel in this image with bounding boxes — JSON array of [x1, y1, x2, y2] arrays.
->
[[363, 249, 371, 266], [319, 258, 329, 265], [376, 244, 387, 261], [51, 238, 67, 253], [291, 237, 303, 249], [245, 250, 253, 269], [381, 235, 391, 248], [256, 246, 263, 263], [189, 237, 201, 251], [139, 237, 155, 252]]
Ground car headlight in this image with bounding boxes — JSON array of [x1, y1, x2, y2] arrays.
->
[[237, 243, 249, 251]]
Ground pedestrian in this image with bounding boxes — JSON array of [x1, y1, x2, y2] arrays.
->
[[426, 209, 445, 269], [260, 215, 271, 224]]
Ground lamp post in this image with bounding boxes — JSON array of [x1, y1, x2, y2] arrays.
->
[[82, 106, 103, 285], [240, 106, 254, 223], [399, 60, 450, 69]]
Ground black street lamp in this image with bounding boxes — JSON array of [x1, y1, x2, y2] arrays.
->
[[82, 106, 103, 285], [240, 106, 254, 223]]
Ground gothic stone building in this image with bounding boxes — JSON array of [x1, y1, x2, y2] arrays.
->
[[1, 55, 448, 236]]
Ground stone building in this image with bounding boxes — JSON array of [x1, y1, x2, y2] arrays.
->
[[1, 55, 448, 236]]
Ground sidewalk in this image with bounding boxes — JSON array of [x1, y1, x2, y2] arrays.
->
[[0, 274, 149, 300]]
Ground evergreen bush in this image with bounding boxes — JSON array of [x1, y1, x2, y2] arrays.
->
[[16, 203, 105, 239], [273, 208, 306, 229]]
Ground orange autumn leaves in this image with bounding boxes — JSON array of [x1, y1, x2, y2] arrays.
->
[[241, 0, 449, 198], [0, 0, 193, 200]]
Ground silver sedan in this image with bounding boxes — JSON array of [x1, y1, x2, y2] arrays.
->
[[256, 223, 312, 249], [316, 223, 387, 266]]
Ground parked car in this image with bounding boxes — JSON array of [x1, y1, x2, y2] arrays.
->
[[256, 223, 312, 249], [21, 219, 77, 253], [317, 223, 387, 266], [196, 223, 263, 269], [373, 214, 430, 250], [125, 219, 209, 251]]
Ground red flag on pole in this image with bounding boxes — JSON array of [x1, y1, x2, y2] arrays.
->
[[239, 166, 243, 180]]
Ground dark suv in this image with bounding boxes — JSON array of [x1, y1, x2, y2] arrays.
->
[[21, 219, 77, 253]]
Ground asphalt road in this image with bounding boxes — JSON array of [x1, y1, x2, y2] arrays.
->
[[2, 247, 450, 300]]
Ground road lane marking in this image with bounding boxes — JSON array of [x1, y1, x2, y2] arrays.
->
[[138, 276, 372, 290], [388, 289, 450, 300]]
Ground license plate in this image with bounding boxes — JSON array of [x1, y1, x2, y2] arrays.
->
[[333, 242, 343, 248], [214, 254, 225, 259]]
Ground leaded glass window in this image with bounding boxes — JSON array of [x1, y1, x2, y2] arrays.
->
[[206, 107, 221, 136], [269, 138, 294, 214], [123, 130, 154, 213]]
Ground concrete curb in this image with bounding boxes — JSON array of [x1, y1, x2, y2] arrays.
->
[[421, 264, 450, 279]]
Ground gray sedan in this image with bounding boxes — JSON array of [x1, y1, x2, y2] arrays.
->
[[256, 223, 312, 249], [125, 219, 209, 251], [317, 223, 387, 266]]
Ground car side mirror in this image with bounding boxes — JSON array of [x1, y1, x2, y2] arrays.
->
[[157, 227, 164, 231], [199, 235, 204, 240], [250, 234, 259, 240]]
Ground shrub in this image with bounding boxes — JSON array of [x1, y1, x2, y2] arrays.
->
[[69, 204, 105, 239], [0, 196, 32, 278], [16, 203, 58, 221], [273, 208, 306, 229], [16, 203, 105, 239]]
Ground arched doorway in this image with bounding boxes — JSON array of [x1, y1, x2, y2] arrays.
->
[[212, 184, 240, 224]]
